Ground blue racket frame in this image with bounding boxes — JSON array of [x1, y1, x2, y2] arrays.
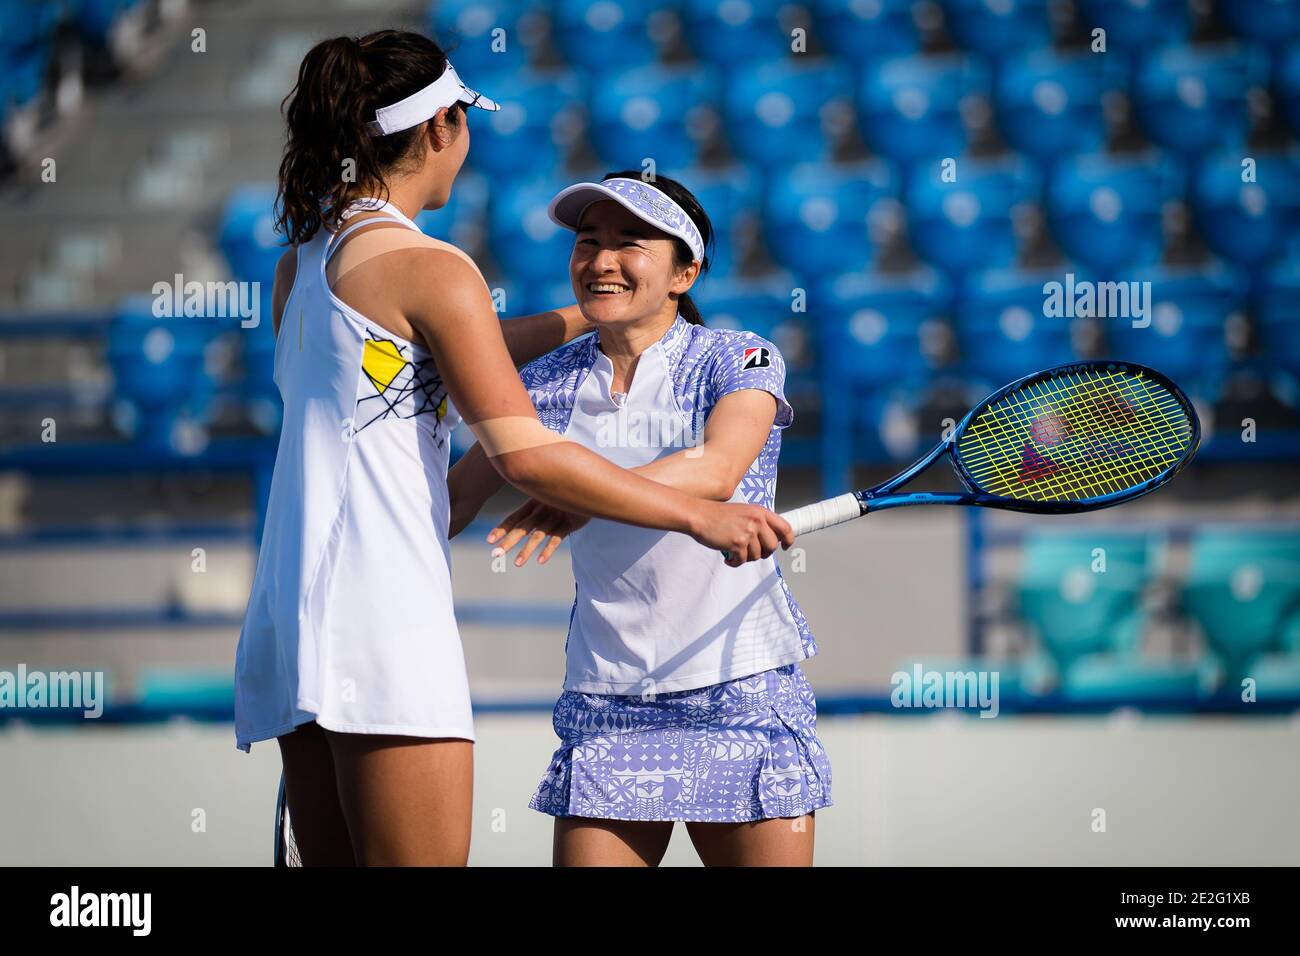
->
[[852, 360, 1202, 516]]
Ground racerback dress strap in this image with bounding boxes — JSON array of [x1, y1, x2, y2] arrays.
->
[[325, 196, 422, 255], [324, 214, 415, 265]]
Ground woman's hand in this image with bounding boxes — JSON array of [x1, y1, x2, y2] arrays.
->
[[688, 501, 795, 567], [487, 499, 591, 566]]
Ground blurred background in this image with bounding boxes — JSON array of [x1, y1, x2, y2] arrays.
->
[[0, 0, 1298, 865]]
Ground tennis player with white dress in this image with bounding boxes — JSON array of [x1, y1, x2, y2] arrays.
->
[[234, 30, 792, 867]]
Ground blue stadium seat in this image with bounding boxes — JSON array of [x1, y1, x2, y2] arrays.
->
[[940, 0, 1052, 55], [954, 267, 1079, 386], [1189, 151, 1300, 268], [723, 57, 855, 169], [1074, 0, 1191, 55], [904, 156, 1035, 277], [242, 324, 280, 435], [0, 0, 58, 50], [817, 268, 952, 490], [414, 167, 491, 251], [554, 0, 664, 72], [817, 268, 950, 387], [107, 296, 219, 450], [487, 176, 577, 284], [693, 272, 810, 371], [0, 0, 54, 119], [465, 69, 583, 178], [78, 0, 145, 47], [533, 276, 583, 316], [1253, 258, 1300, 376], [1044, 151, 1178, 275], [1217, 0, 1300, 49], [217, 185, 282, 285], [1017, 532, 1157, 670], [427, 0, 543, 76], [858, 54, 988, 166], [1131, 45, 1267, 158], [589, 64, 721, 172], [0, 44, 47, 118], [1183, 529, 1300, 684], [682, 0, 787, 66], [992, 49, 1117, 165], [676, 164, 762, 278], [763, 160, 895, 278], [1102, 264, 1244, 392], [808, 0, 920, 61], [1277, 43, 1300, 138]]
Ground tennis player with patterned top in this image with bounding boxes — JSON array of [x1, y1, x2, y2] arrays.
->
[[448, 172, 831, 866]]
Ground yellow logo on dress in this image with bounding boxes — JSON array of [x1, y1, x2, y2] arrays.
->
[[362, 338, 407, 392]]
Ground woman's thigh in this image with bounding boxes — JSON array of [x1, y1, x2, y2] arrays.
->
[[684, 814, 816, 867], [554, 817, 675, 867], [277, 722, 355, 866], [325, 731, 474, 866]]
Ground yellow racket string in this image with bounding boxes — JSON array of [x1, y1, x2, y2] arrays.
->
[[955, 367, 1194, 502]]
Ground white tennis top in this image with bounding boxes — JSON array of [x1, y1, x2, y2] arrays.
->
[[234, 199, 480, 751], [520, 315, 816, 695]]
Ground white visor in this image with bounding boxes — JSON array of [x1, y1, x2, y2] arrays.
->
[[365, 61, 500, 136], [547, 177, 705, 262]]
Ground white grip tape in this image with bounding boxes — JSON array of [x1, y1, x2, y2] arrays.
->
[[781, 493, 863, 537]]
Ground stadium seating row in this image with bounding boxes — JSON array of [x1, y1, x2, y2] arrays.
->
[[455, 46, 1300, 173], [0, 0, 149, 159], [429, 0, 1300, 74], [218, 146, 1300, 298], [1000, 529, 1300, 701], [19, 527, 1296, 712]]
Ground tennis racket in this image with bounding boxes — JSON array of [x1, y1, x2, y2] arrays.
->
[[748, 360, 1199, 548], [273, 773, 301, 867]]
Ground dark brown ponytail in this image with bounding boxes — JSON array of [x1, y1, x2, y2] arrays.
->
[[602, 169, 714, 325], [275, 30, 463, 245]]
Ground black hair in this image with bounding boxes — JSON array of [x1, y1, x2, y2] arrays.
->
[[276, 30, 464, 245], [600, 170, 714, 325]]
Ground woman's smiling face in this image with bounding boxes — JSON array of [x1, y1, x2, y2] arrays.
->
[[570, 200, 697, 329]]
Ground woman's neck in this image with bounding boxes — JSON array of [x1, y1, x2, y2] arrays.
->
[[355, 177, 428, 223], [599, 306, 679, 390]]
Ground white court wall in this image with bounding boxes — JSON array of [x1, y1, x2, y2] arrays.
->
[[2, 714, 1297, 866]]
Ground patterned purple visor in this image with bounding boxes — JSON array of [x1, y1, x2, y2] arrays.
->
[[547, 177, 705, 262]]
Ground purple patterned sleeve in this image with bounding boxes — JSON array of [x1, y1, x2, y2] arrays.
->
[[708, 332, 794, 429], [518, 335, 597, 434]]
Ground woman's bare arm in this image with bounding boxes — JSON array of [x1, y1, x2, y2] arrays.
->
[[486, 389, 782, 564], [499, 304, 592, 367], [398, 248, 791, 562], [447, 442, 505, 538]]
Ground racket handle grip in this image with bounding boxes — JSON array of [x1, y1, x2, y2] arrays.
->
[[781, 493, 864, 537], [720, 493, 862, 562]]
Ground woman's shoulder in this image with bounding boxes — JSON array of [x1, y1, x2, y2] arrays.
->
[[677, 323, 784, 378], [420, 235, 486, 278]]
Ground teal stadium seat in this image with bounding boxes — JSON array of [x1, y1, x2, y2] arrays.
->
[[1059, 654, 1206, 704], [1182, 530, 1300, 689], [1250, 649, 1300, 702], [1016, 533, 1217, 702], [1017, 532, 1156, 670], [135, 668, 235, 714]]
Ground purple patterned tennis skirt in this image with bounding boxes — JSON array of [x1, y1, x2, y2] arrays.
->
[[528, 664, 832, 823]]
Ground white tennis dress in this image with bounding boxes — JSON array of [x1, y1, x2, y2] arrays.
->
[[234, 199, 479, 751]]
